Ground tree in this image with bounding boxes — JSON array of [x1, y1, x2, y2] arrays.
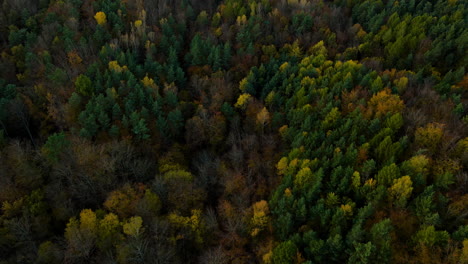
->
[[256, 107, 270, 132], [235, 93, 252, 109], [75, 74, 93, 96], [64, 209, 98, 261], [250, 200, 270, 237], [94, 12, 107, 25], [130, 112, 150, 140], [104, 184, 143, 218], [168, 210, 205, 245], [41, 132, 69, 163], [370, 219, 393, 264], [366, 88, 404, 118], [388, 175, 413, 207], [37, 241, 62, 264], [348, 242, 375, 264], [413, 225, 449, 247], [187, 34, 206, 66], [97, 213, 121, 251], [123, 216, 143, 237], [272, 240, 298, 264], [415, 123, 444, 153], [376, 163, 400, 186]]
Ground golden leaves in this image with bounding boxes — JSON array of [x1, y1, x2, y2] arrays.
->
[[94, 12, 107, 25]]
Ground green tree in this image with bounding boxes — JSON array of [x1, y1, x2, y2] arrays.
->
[[370, 219, 393, 264], [41, 132, 70, 163], [75, 74, 93, 96], [272, 240, 298, 264], [376, 163, 400, 186], [130, 112, 149, 140], [413, 225, 449, 247]]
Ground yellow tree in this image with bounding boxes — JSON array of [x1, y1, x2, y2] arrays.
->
[[415, 123, 444, 153], [250, 200, 271, 237], [64, 209, 98, 259], [123, 216, 143, 237], [388, 176, 413, 207], [256, 107, 270, 132], [235, 93, 252, 109], [94, 12, 107, 25]]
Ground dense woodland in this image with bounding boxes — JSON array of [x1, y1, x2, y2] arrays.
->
[[0, 0, 467, 263]]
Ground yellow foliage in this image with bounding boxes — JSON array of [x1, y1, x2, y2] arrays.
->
[[289, 158, 299, 169], [461, 240, 468, 264], [94, 11, 107, 25], [279, 125, 288, 138], [294, 167, 313, 187], [364, 178, 376, 187], [284, 188, 292, 197], [277, 157, 289, 175], [357, 27, 367, 39], [407, 155, 430, 175], [263, 251, 273, 264], [16, 73, 25, 81], [415, 123, 444, 152], [236, 15, 247, 25], [234, 93, 252, 109], [99, 213, 119, 235], [389, 176, 413, 207], [289, 40, 302, 57], [253, 200, 269, 216], [168, 210, 204, 244], [141, 75, 155, 87], [352, 171, 361, 189], [214, 27, 222, 37], [256, 107, 270, 127], [300, 57, 311, 67], [279, 62, 289, 71], [239, 77, 248, 92], [134, 20, 142, 28], [123, 216, 143, 237], [79, 209, 97, 231], [251, 200, 270, 237], [367, 88, 404, 118], [394, 76, 409, 93], [308, 40, 327, 57], [340, 204, 353, 216], [301, 76, 314, 87], [301, 159, 312, 169], [108, 60, 123, 73], [163, 169, 193, 182]]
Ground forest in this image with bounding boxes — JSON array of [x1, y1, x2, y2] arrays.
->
[[0, 0, 467, 263]]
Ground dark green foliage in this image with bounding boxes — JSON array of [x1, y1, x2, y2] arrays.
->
[[42, 132, 69, 163]]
